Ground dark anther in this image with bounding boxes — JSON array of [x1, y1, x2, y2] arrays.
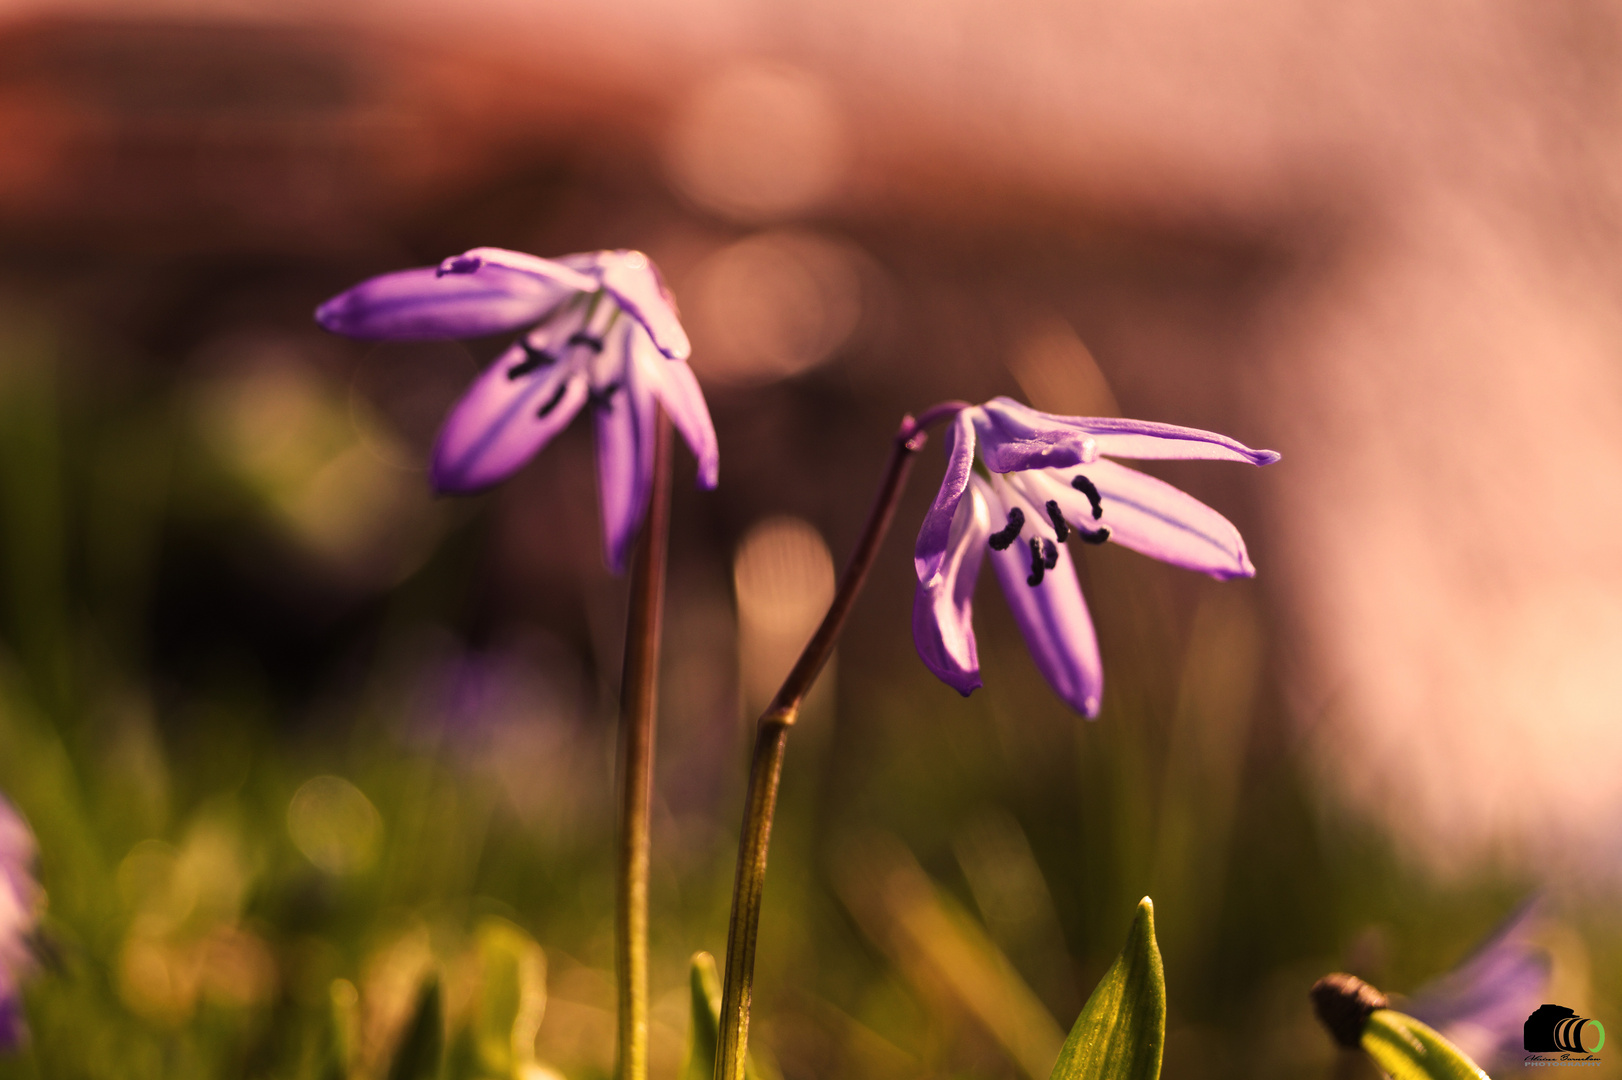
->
[[988, 506, 1025, 551], [567, 332, 605, 353], [587, 382, 621, 410], [1077, 525, 1111, 545], [1042, 539, 1058, 569], [1071, 474, 1103, 519], [437, 255, 482, 277], [1309, 973, 1388, 1049], [535, 383, 570, 419], [1026, 537, 1047, 586], [1045, 500, 1070, 541], [507, 341, 556, 380]]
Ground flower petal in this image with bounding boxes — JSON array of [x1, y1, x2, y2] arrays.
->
[[316, 265, 578, 340], [973, 397, 1101, 474], [439, 247, 600, 293], [575, 250, 693, 362], [1017, 461, 1256, 579], [596, 324, 659, 574], [986, 485, 1103, 717], [431, 337, 590, 493], [913, 478, 992, 696], [630, 324, 718, 489], [915, 407, 980, 586], [980, 397, 1280, 469]]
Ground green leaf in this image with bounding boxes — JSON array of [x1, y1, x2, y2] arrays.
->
[[1361, 1010, 1490, 1080], [683, 952, 724, 1080], [388, 976, 445, 1080], [684, 952, 772, 1080], [1049, 897, 1166, 1080]]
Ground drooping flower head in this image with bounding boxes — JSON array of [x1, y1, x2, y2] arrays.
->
[[317, 247, 718, 573], [0, 795, 40, 1051], [914, 398, 1278, 716]]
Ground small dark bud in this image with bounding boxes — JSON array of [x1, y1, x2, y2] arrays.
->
[[1310, 973, 1388, 1049]]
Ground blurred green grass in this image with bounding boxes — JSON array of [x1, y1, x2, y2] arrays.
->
[[0, 307, 1611, 1080]]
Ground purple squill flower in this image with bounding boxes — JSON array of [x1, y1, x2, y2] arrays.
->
[[913, 397, 1278, 716], [317, 247, 718, 573], [0, 795, 39, 1051]]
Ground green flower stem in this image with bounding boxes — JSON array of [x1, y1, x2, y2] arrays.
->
[[715, 416, 928, 1080], [616, 409, 674, 1080]]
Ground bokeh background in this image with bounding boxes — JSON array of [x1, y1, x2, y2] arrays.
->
[[0, 0, 1618, 1077]]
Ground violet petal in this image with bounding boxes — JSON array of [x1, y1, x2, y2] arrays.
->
[[1021, 461, 1256, 579], [915, 408, 980, 586], [982, 397, 1280, 467], [315, 265, 577, 341], [577, 250, 693, 362], [441, 247, 600, 293], [595, 325, 659, 574], [431, 339, 590, 493], [986, 488, 1103, 717], [629, 324, 718, 489], [913, 478, 991, 695]]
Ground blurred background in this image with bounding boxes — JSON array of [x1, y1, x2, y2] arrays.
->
[[0, 0, 1618, 1076]]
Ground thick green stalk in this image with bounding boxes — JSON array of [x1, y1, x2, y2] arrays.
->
[[714, 416, 927, 1080], [616, 410, 674, 1080]]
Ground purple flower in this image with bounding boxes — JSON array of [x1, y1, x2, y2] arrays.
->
[[0, 795, 39, 1051], [317, 247, 718, 573], [913, 398, 1278, 716]]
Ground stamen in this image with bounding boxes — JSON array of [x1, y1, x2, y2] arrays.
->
[[588, 382, 621, 410], [507, 341, 556, 379], [567, 331, 605, 353], [1042, 538, 1058, 569], [1045, 500, 1069, 541], [1071, 474, 1103, 519], [1026, 538, 1046, 587], [536, 383, 570, 419], [988, 507, 1025, 551], [1077, 524, 1111, 545]]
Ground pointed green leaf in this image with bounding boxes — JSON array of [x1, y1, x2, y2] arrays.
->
[[684, 952, 772, 1080], [1049, 897, 1166, 1080], [388, 976, 445, 1080], [683, 952, 724, 1080], [1361, 1010, 1490, 1080]]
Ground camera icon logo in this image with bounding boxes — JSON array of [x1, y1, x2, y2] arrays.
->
[[1524, 1003, 1605, 1054]]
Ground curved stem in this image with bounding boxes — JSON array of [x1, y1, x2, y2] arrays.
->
[[714, 415, 927, 1080], [616, 410, 673, 1080]]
